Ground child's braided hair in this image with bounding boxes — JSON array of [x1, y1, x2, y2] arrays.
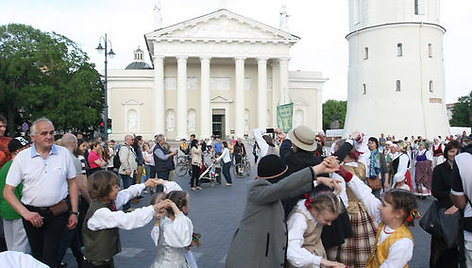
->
[[384, 189, 419, 226], [165, 191, 188, 217]]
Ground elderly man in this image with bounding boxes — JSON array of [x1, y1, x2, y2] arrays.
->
[[118, 134, 137, 210], [58, 133, 91, 267], [153, 134, 177, 182], [3, 118, 78, 268]]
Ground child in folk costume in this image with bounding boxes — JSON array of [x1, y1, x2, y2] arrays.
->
[[82, 171, 162, 268], [287, 191, 345, 268], [328, 140, 377, 268], [150, 190, 193, 268], [152, 179, 199, 268], [337, 166, 419, 268]]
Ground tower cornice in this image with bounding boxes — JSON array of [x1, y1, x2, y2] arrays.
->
[[346, 22, 446, 40]]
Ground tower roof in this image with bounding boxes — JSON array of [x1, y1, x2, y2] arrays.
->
[[125, 47, 151, 70]]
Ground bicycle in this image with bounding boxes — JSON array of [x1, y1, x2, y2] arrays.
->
[[233, 156, 250, 178], [175, 155, 192, 177]]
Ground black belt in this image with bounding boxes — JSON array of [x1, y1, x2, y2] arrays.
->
[[24, 198, 68, 215]]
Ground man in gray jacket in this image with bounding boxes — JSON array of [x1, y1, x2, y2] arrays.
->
[[118, 135, 137, 210], [225, 154, 339, 268]]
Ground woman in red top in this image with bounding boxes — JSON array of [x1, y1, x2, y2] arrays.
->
[[87, 141, 106, 175]]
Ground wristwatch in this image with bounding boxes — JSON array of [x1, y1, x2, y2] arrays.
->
[[71, 211, 79, 216]]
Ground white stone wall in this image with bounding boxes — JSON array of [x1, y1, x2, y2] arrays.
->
[[345, 0, 449, 139]]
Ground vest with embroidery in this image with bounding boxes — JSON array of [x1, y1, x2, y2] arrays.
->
[[287, 208, 326, 268], [433, 144, 443, 157], [366, 223, 413, 268]]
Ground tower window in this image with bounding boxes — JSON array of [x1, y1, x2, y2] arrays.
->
[[429, 80, 433, 92], [397, 43, 403, 57], [396, 80, 401, 92], [364, 47, 369, 60], [363, 84, 366, 95], [415, 0, 425, 15], [428, 43, 433, 58]]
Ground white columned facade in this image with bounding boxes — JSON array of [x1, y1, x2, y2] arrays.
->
[[279, 57, 290, 104], [257, 57, 268, 128], [234, 57, 245, 138], [200, 56, 211, 139], [153, 55, 165, 135], [177, 56, 188, 139]]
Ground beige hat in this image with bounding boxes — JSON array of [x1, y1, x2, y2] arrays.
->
[[288, 125, 317, 152]]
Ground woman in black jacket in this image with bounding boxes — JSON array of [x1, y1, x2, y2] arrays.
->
[[430, 140, 461, 267]]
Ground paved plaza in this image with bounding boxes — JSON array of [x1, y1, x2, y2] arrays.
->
[[64, 164, 433, 268]]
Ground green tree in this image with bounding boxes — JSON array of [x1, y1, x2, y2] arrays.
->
[[322, 100, 347, 130], [0, 23, 104, 137], [450, 91, 472, 127]]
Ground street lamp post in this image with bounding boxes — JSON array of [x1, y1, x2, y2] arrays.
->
[[96, 33, 115, 141]]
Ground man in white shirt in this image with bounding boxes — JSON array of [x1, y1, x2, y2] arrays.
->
[[3, 118, 78, 268], [451, 138, 472, 267]]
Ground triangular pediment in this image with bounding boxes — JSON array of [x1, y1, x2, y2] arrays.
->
[[146, 9, 299, 44], [210, 95, 233, 103]]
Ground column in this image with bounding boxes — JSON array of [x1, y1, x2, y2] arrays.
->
[[200, 56, 211, 139], [271, 61, 279, 126], [177, 56, 188, 140], [315, 88, 323, 131], [153, 55, 165, 135], [234, 57, 245, 138], [257, 57, 268, 128], [279, 57, 290, 105]]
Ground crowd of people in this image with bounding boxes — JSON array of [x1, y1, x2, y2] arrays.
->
[[0, 113, 471, 268]]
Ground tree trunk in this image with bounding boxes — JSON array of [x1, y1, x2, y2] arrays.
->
[[7, 104, 16, 138]]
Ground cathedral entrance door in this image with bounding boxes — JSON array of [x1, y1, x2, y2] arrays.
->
[[212, 109, 225, 139]]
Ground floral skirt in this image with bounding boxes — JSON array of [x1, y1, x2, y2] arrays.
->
[[415, 160, 432, 190]]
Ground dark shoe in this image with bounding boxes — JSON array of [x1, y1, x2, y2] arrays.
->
[[61, 262, 67, 268]]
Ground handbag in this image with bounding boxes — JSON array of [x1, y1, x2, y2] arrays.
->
[[367, 176, 382, 190], [420, 200, 461, 248]]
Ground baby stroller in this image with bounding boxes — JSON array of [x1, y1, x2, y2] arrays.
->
[[198, 153, 219, 186]]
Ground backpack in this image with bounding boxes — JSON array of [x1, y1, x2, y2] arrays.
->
[[113, 148, 121, 169]]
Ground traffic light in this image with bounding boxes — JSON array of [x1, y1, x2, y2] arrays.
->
[[99, 121, 104, 132], [106, 118, 112, 134]]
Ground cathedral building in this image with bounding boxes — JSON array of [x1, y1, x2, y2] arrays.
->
[[107, 8, 327, 141]]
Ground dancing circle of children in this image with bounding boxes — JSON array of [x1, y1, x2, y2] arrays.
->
[[335, 164, 418, 268], [82, 170, 166, 268]]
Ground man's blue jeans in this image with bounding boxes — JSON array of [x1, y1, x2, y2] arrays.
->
[[120, 174, 133, 210]]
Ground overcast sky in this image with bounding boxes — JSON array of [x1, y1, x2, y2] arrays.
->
[[1, 0, 471, 103]]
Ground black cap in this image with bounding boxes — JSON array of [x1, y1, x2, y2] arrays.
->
[[8, 137, 30, 153]]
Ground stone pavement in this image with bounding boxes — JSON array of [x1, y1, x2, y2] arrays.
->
[[64, 164, 433, 267]]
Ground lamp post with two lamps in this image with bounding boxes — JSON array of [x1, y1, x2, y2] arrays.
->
[[96, 33, 115, 141]]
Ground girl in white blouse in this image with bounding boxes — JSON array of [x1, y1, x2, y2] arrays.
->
[[337, 167, 419, 268], [150, 190, 193, 268], [287, 191, 346, 268]]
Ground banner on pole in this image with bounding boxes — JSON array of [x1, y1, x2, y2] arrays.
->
[[276, 103, 293, 133]]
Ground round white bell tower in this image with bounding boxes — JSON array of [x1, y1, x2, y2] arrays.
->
[[343, 0, 450, 139]]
